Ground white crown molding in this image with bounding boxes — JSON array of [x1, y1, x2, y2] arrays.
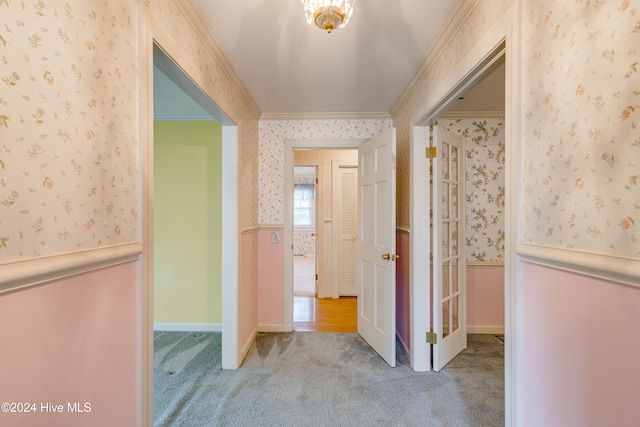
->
[[0, 242, 143, 294], [175, 0, 262, 120], [439, 110, 505, 119], [260, 112, 392, 121], [518, 243, 640, 289], [390, 0, 482, 117], [154, 112, 214, 121]]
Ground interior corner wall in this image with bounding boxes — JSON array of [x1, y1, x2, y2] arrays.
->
[[0, 1, 140, 424], [519, 1, 640, 423], [153, 120, 222, 325]]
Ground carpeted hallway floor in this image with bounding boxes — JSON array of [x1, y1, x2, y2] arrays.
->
[[154, 331, 504, 426]]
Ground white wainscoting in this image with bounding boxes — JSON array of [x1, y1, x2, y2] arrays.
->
[[0, 242, 143, 294]]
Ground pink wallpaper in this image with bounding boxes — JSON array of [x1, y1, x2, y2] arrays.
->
[[521, 262, 640, 426], [0, 262, 138, 427]]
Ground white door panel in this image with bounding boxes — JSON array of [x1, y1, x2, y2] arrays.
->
[[358, 128, 396, 367], [432, 125, 467, 371]]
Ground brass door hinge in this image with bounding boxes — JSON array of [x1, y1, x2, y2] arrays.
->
[[426, 147, 437, 158], [426, 331, 437, 344], [315, 274, 318, 280]]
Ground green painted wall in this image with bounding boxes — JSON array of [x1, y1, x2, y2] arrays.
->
[[153, 120, 222, 324]]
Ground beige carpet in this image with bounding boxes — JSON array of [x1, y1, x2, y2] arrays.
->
[[153, 332, 504, 426]]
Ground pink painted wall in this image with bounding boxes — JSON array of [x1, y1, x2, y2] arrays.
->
[[0, 262, 138, 427], [238, 230, 258, 351], [257, 229, 284, 325], [240, 231, 259, 352], [467, 265, 504, 328], [396, 230, 411, 349], [521, 262, 640, 426]]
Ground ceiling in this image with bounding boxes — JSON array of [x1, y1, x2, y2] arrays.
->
[[190, 0, 463, 116], [155, 1, 505, 119]]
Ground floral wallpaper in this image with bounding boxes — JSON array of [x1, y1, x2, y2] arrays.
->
[[293, 230, 315, 256], [258, 119, 392, 224], [522, 0, 640, 258], [0, 0, 261, 262], [0, 0, 138, 260], [144, 0, 260, 229], [439, 118, 505, 262], [391, 0, 515, 228]]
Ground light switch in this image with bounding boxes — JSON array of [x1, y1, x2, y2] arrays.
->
[[271, 231, 280, 244]]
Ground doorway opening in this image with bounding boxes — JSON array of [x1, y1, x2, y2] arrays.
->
[[141, 36, 241, 421], [291, 149, 359, 332], [152, 64, 222, 334], [283, 142, 365, 332], [410, 39, 511, 375], [427, 53, 506, 371], [293, 166, 317, 298], [437, 54, 506, 335]]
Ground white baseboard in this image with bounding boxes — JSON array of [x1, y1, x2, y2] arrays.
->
[[240, 326, 258, 364], [258, 323, 289, 332], [467, 325, 505, 335], [154, 323, 222, 332]]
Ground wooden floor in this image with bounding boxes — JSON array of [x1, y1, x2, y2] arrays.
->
[[293, 296, 357, 332]]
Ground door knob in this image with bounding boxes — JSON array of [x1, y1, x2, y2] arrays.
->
[[382, 253, 390, 260]]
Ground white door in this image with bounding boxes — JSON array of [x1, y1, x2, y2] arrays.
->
[[432, 125, 467, 371], [333, 162, 358, 296], [358, 128, 397, 367]]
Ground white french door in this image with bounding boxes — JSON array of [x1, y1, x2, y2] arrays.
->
[[432, 125, 467, 371], [358, 128, 397, 367]]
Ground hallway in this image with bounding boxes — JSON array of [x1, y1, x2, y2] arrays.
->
[[293, 296, 357, 332]]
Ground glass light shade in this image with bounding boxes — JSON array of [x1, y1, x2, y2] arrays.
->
[[301, 0, 355, 33]]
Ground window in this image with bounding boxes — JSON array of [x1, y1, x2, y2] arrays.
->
[[293, 183, 315, 226]]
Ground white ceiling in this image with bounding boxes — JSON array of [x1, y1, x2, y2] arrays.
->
[[190, 0, 463, 115], [154, 0, 504, 120]]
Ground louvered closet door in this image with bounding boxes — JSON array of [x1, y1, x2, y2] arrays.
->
[[336, 163, 358, 296]]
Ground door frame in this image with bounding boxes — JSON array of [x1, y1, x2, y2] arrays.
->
[[140, 13, 240, 426], [409, 4, 521, 424], [283, 139, 366, 331], [292, 165, 319, 297]]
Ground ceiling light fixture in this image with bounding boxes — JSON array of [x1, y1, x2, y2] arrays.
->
[[301, 0, 355, 34]]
